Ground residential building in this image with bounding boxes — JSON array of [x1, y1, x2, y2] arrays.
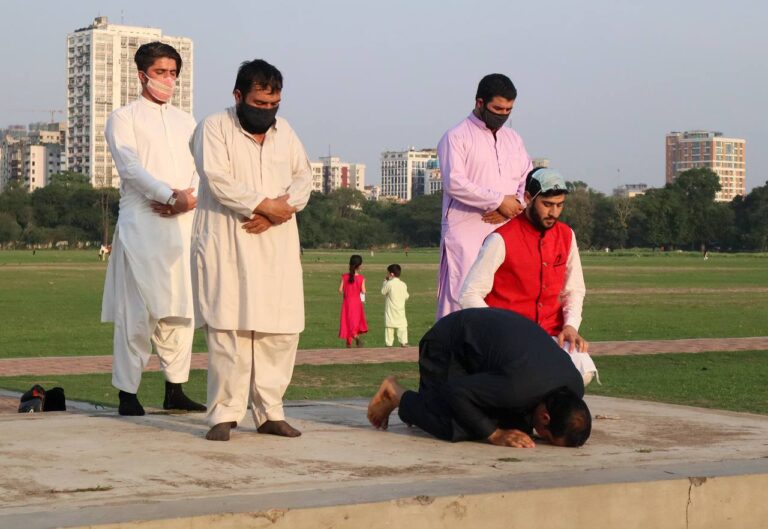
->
[[309, 156, 366, 193], [613, 183, 649, 199], [0, 123, 66, 192], [424, 167, 442, 195], [348, 163, 365, 192], [363, 185, 381, 201], [380, 148, 438, 201], [310, 162, 323, 193], [0, 125, 28, 141], [66, 16, 193, 188], [665, 130, 746, 202]]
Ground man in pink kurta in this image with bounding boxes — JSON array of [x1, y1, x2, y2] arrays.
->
[[436, 73, 533, 319]]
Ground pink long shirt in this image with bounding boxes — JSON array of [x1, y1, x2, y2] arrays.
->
[[436, 112, 532, 319]]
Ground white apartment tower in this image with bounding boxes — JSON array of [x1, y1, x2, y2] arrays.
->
[[309, 156, 366, 193], [380, 148, 439, 201], [66, 16, 193, 188]]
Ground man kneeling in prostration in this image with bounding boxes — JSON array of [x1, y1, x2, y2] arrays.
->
[[368, 308, 591, 448]]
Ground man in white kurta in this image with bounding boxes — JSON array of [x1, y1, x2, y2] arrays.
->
[[102, 42, 205, 416], [381, 265, 410, 347], [190, 59, 312, 441]]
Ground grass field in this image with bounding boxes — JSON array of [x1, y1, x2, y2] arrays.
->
[[0, 248, 766, 359], [1, 350, 766, 414], [1, 248, 767, 415]]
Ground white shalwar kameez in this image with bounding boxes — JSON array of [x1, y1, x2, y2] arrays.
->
[[381, 277, 410, 346], [190, 109, 312, 427], [102, 96, 198, 393]]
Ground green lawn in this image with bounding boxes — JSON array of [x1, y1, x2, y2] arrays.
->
[[2, 350, 767, 415], [0, 249, 766, 359]]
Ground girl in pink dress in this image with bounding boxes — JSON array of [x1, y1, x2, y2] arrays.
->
[[339, 254, 368, 347]]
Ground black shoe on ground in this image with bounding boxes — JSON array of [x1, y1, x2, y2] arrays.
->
[[118, 391, 145, 416], [163, 382, 206, 412]]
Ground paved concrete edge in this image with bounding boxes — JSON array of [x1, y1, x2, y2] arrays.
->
[[3, 460, 768, 529]]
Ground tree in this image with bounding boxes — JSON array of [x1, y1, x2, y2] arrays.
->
[[27, 172, 107, 243], [390, 193, 442, 247], [559, 186, 595, 248], [297, 191, 335, 248], [732, 182, 768, 251], [592, 195, 627, 249], [628, 188, 681, 249], [0, 180, 33, 229], [0, 212, 22, 246], [49, 171, 92, 189], [327, 188, 366, 219], [668, 168, 721, 249]]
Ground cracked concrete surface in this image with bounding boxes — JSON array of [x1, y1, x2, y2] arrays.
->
[[1, 396, 767, 528]]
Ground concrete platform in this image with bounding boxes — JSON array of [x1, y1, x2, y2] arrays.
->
[[1, 396, 768, 529]]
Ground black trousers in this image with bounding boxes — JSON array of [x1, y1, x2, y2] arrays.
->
[[397, 335, 465, 441]]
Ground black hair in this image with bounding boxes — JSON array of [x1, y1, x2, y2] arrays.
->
[[233, 59, 283, 96], [476, 73, 517, 103], [387, 264, 402, 277], [525, 167, 568, 198], [348, 254, 363, 283], [134, 42, 182, 74], [543, 388, 592, 447]]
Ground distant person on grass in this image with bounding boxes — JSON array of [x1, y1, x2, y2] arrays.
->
[[102, 42, 205, 416], [339, 254, 368, 348], [368, 308, 591, 448], [459, 168, 598, 385], [381, 264, 410, 347]]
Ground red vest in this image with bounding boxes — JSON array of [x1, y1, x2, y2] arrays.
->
[[484, 215, 573, 335]]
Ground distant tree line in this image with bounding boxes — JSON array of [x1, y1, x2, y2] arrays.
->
[[297, 188, 442, 249], [1, 168, 766, 251], [296, 168, 768, 252], [559, 168, 768, 252], [0, 172, 118, 248]]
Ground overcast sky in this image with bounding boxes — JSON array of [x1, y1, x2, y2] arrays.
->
[[1, 0, 766, 193]]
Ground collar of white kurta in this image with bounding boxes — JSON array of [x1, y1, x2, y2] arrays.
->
[[137, 95, 169, 110], [227, 107, 279, 139]]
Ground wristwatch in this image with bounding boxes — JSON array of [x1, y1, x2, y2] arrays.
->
[[166, 191, 178, 207]]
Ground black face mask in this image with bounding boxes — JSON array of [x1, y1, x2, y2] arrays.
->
[[480, 105, 509, 130], [237, 102, 278, 134]]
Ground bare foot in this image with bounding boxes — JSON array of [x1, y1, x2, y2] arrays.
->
[[206, 421, 236, 441], [257, 420, 302, 437], [367, 376, 401, 430]]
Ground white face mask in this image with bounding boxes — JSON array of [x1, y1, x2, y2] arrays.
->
[[142, 72, 175, 103]]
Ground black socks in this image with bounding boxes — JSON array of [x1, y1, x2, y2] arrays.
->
[[163, 382, 207, 412], [118, 391, 145, 416]]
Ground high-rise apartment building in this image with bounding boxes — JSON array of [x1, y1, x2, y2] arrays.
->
[[66, 16, 193, 188], [380, 148, 438, 201], [0, 123, 66, 192], [665, 130, 746, 202], [309, 156, 366, 193]]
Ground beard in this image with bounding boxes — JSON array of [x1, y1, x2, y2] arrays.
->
[[528, 209, 557, 232]]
